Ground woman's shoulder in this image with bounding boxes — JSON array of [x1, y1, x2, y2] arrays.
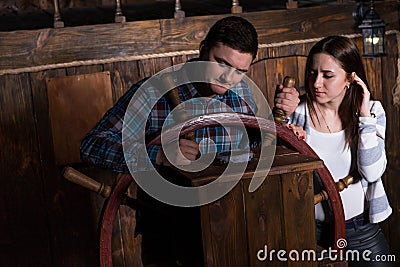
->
[[294, 94, 307, 112], [289, 95, 308, 126]]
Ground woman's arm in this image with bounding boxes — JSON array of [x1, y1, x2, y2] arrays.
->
[[357, 101, 387, 183]]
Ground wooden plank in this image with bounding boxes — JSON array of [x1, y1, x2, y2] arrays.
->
[[31, 68, 111, 267], [200, 201, 215, 267], [46, 71, 114, 165], [363, 57, 383, 101], [66, 64, 104, 77], [243, 175, 286, 267], [248, 59, 268, 113], [0, 2, 398, 73], [197, 156, 320, 267], [104, 60, 142, 102], [154, 57, 174, 74], [138, 58, 158, 78], [382, 169, 400, 263], [380, 34, 400, 262], [206, 182, 248, 267], [0, 21, 163, 71], [281, 171, 316, 267], [264, 56, 299, 108], [0, 73, 53, 266], [184, 148, 323, 186], [296, 56, 307, 95]]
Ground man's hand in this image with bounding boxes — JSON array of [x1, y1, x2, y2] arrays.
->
[[274, 84, 300, 117], [156, 139, 199, 166]]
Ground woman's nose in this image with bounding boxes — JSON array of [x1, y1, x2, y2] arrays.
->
[[313, 74, 323, 89]]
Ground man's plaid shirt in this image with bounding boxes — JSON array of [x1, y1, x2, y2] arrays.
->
[[80, 73, 258, 173]]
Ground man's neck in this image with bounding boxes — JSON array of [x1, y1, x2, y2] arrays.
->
[[193, 82, 215, 97]]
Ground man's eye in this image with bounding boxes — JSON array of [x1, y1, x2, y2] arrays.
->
[[235, 69, 245, 75], [218, 64, 230, 71], [217, 61, 228, 67]]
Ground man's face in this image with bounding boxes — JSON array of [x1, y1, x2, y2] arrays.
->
[[205, 43, 253, 95]]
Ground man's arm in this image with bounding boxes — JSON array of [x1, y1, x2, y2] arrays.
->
[[80, 81, 145, 173]]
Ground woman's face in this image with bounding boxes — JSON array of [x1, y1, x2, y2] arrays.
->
[[308, 53, 351, 105], [205, 43, 253, 96]]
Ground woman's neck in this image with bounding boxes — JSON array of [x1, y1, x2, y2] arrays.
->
[[312, 102, 342, 133]]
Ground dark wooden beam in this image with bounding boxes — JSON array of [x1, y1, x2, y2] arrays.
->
[[0, 1, 398, 73]]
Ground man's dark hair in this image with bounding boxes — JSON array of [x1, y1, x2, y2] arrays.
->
[[199, 16, 258, 61]]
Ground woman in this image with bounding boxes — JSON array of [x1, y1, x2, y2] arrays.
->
[[288, 35, 392, 266]]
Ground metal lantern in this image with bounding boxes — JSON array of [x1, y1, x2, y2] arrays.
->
[[358, 1, 386, 57]]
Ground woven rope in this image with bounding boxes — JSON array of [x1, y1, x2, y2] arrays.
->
[[0, 30, 398, 75]]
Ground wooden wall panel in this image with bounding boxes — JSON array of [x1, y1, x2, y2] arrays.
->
[[380, 35, 400, 263], [46, 71, 114, 165], [203, 183, 248, 267], [0, 5, 399, 267], [105, 61, 142, 101], [30, 68, 115, 267], [243, 176, 286, 267], [262, 57, 299, 108], [248, 59, 267, 96], [66, 64, 104, 77], [363, 57, 383, 101], [281, 171, 316, 267], [296, 56, 307, 94], [0, 73, 53, 266]]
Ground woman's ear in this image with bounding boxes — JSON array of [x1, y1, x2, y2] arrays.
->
[[350, 72, 356, 83]]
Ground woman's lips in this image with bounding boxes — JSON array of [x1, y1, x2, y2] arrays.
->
[[314, 91, 325, 97]]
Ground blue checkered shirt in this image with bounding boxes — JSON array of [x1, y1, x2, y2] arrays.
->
[[80, 73, 258, 173]]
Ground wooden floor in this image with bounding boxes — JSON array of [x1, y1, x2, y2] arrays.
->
[[0, 0, 338, 31]]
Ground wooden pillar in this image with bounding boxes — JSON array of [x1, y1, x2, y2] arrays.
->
[[286, 0, 298, 9], [115, 0, 126, 23], [231, 0, 243, 14], [174, 0, 185, 19], [53, 0, 64, 28]]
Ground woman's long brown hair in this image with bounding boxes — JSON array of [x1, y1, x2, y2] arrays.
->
[[305, 35, 371, 150]]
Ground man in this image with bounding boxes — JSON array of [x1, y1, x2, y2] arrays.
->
[[81, 16, 299, 267]]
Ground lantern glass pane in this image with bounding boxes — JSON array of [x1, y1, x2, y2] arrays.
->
[[362, 26, 385, 56], [362, 28, 373, 56]]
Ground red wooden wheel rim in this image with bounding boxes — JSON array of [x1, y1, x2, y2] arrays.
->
[[99, 173, 133, 267]]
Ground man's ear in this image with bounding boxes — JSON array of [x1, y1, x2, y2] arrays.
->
[[199, 41, 209, 61]]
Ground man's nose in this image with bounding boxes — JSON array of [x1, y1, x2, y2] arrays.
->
[[220, 68, 237, 83]]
